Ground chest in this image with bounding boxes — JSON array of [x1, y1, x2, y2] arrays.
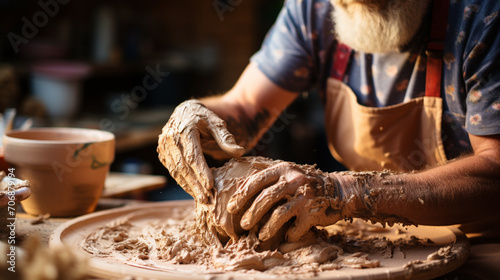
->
[[343, 50, 428, 108]]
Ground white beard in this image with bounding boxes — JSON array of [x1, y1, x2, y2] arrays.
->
[[331, 0, 432, 53]]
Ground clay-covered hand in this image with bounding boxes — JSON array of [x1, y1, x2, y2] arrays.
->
[[227, 161, 345, 243], [157, 100, 245, 203]]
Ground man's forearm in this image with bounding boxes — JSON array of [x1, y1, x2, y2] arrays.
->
[[198, 64, 298, 154], [338, 154, 500, 226], [200, 95, 275, 152]]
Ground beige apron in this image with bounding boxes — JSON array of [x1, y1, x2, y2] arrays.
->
[[324, 78, 447, 172]]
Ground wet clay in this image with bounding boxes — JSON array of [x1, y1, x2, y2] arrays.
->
[[82, 157, 447, 275]]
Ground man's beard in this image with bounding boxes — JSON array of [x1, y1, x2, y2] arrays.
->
[[331, 0, 432, 53]]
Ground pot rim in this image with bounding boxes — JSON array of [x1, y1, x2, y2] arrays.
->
[[4, 127, 115, 145]]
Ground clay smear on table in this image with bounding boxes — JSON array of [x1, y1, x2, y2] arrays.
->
[[82, 157, 437, 276]]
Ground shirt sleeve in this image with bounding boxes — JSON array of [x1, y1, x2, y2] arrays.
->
[[445, 0, 500, 136], [250, 0, 331, 93]]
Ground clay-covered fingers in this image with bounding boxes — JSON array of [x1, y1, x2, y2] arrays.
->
[[163, 131, 211, 203], [258, 198, 304, 241], [181, 127, 214, 188], [285, 199, 341, 243], [258, 195, 339, 242], [203, 110, 245, 158], [240, 180, 297, 230], [227, 166, 284, 214], [158, 99, 245, 204], [239, 172, 316, 230], [179, 129, 214, 199]]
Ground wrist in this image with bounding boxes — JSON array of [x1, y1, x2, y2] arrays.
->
[[328, 171, 381, 220]]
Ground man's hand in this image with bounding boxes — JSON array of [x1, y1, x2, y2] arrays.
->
[[226, 160, 345, 242], [157, 100, 245, 204]]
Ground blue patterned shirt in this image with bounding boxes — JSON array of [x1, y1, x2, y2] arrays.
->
[[250, 0, 500, 160]]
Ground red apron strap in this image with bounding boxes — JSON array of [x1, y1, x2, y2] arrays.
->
[[425, 0, 450, 98], [330, 42, 352, 80]]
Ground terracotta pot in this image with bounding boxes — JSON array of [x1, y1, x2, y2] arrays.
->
[[3, 128, 115, 217]]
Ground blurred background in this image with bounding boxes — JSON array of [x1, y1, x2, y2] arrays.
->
[[0, 0, 343, 200]]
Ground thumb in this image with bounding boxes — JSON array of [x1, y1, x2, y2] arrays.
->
[[217, 133, 245, 157], [205, 115, 245, 157]]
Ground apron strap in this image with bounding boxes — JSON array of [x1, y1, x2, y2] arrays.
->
[[330, 0, 450, 97], [330, 42, 352, 80], [425, 0, 450, 98]]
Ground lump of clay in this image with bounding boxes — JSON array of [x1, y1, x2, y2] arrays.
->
[[196, 156, 286, 247]]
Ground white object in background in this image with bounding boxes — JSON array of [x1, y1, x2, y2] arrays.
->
[[31, 62, 90, 120]]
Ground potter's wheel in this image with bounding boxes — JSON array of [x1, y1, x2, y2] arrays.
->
[[50, 200, 469, 280]]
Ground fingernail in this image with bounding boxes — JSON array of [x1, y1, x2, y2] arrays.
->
[[232, 144, 244, 151], [258, 229, 270, 241], [227, 200, 237, 213], [228, 145, 245, 157], [240, 218, 250, 230]]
